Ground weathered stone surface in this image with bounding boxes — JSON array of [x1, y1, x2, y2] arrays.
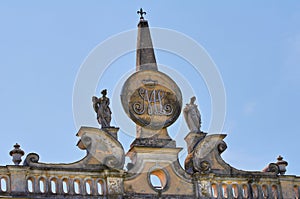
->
[[125, 146, 194, 196], [24, 127, 125, 170], [76, 127, 125, 169], [184, 132, 206, 154], [136, 19, 157, 71], [185, 133, 229, 174]]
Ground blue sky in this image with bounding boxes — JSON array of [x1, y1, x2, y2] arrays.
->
[[1, 1, 300, 175]]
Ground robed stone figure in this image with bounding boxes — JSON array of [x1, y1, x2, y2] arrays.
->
[[183, 96, 201, 132], [92, 89, 112, 128]]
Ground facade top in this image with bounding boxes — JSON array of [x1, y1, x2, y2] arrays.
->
[[0, 11, 297, 199]]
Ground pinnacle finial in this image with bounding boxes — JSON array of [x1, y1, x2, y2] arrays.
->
[[9, 143, 25, 165], [137, 8, 146, 20]]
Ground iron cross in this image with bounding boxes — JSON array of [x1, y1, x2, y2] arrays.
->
[[137, 8, 146, 20]]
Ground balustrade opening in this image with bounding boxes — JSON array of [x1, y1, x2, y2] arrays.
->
[[272, 185, 278, 199], [232, 184, 238, 198], [97, 180, 104, 195], [252, 185, 259, 199], [242, 184, 248, 198], [85, 180, 92, 195], [222, 184, 228, 198], [0, 178, 7, 192], [50, 179, 57, 193], [39, 178, 46, 193], [294, 185, 299, 199], [211, 184, 218, 198], [27, 178, 34, 193], [74, 180, 80, 194], [62, 179, 68, 194], [262, 185, 268, 198]]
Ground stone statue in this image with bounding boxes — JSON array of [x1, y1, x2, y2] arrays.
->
[[92, 89, 112, 128], [183, 96, 201, 132]]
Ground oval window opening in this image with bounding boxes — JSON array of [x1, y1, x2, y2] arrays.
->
[[149, 170, 168, 191]]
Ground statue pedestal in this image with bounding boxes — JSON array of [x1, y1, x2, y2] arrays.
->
[[102, 127, 120, 140], [184, 131, 207, 154], [131, 126, 176, 148]]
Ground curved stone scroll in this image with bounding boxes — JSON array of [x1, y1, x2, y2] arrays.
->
[[76, 127, 125, 169], [262, 163, 280, 175], [23, 127, 125, 170], [192, 134, 228, 173], [188, 134, 269, 176], [23, 153, 39, 166], [186, 133, 282, 177]]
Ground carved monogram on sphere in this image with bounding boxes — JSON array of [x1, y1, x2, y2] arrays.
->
[[132, 88, 173, 116]]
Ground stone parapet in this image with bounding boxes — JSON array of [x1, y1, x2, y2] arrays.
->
[[0, 165, 124, 198]]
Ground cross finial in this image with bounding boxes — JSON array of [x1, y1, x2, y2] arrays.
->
[[137, 8, 146, 20]]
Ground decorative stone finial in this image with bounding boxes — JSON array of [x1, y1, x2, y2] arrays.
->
[[183, 96, 202, 133], [92, 89, 112, 128], [276, 155, 288, 175], [137, 8, 146, 20], [9, 143, 25, 165], [135, 14, 158, 71], [120, 16, 182, 148], [262, 155, 288, 175]]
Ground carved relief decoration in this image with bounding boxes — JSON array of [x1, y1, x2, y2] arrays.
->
[[121, 70, 182, 130], [107, 177, 123, 194]]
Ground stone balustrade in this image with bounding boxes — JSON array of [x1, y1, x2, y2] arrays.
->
[[25, 175, 105, 196], [0, 166, 124, 198], [195, 174, 300, 199], [1, 165, 300, 198], [210, 182, 280, 199]]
